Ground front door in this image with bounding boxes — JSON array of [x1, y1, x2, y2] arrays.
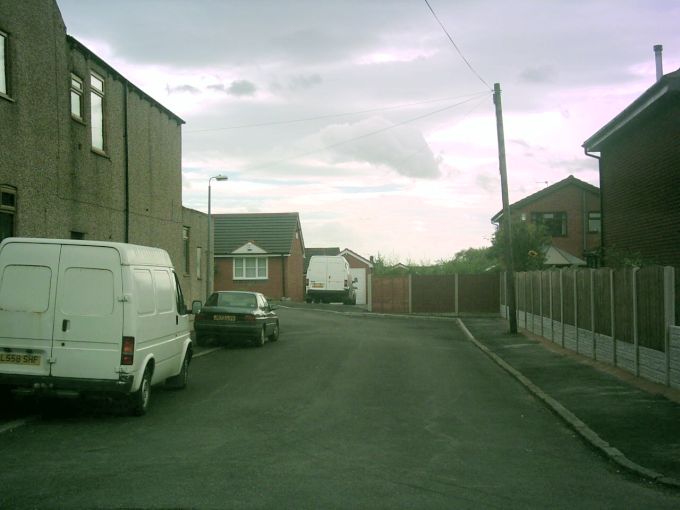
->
[[51, 245, 123, 380]]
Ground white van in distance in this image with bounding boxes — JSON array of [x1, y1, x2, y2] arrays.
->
[[305, 255, 357, 304], [0, 238, 193, 415]]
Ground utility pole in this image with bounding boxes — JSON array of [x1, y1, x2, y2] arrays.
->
[[493, 83, 518, 334]]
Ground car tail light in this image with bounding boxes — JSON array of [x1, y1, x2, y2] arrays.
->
[[121, 336, 135, 365], [242, 314, 256, 322], [196, 313, 207, 321]]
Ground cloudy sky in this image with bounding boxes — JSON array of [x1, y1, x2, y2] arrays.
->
[[57, 0, 679, 263]]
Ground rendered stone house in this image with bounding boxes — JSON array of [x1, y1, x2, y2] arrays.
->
[[583, 68, 680, 269], [491, 175, 601, 266], [212, 213, 306, 301], [0, 0, 207, 303]]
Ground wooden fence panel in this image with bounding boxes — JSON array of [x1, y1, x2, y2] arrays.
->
[[613, 268, 635, 344], [562, 269, 576, 326], [593, 268, 612, 336], [541, 271, 551, 318], [412, 275, 455, 313], [531, 271, 541, 315], [637, 266, 666, 351], [459, 273, 500, 313], [576, 269, 592, 331], [516, 272, 526, 311], [372, 276, 409, 314]]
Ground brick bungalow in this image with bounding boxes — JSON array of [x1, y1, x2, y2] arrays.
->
[[212, 213, 305, 301]]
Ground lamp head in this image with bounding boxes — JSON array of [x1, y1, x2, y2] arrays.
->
[[214, 174, 228, 181]]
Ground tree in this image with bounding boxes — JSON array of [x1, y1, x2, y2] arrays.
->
[[438, 247, 498, 274], [490, 218, 549, 272]]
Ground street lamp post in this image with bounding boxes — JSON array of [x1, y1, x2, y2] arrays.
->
[[207, 174, 228, 300]]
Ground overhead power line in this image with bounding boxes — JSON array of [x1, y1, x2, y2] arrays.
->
[[423, 0, 491, 90], [185, 91, 489, 134]]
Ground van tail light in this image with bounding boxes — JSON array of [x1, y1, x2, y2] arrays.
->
[[121, 336, 135, 365], [344, 279, 348, 287]]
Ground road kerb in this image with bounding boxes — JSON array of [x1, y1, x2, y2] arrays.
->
[[456, 318, 680, 489], [0, 416, 36, 435]]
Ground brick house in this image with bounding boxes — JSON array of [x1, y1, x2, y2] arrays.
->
[[583, 68, 680, 268], [212, 213, 306, 301], [0, 0, 207, 304], [491, 175, 601, 266]]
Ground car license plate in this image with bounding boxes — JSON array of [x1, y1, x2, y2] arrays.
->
[[214, 315, 236, 321], [0, 352, 41, 366]]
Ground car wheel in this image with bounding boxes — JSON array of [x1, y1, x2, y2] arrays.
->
[[129, 367, 152, 416], [269, 322, 280, 342], [254, 326, 266, 348], [165, 351, 190, 390]]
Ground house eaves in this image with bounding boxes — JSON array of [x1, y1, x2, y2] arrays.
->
[[67, 36, 185, 126], [583, 68, 680, 153]]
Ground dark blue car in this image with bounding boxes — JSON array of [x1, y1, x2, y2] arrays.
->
[[193, 291, 279, 347]]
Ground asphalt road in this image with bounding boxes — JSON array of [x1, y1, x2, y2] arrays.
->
[[1, 307, 678, 509]]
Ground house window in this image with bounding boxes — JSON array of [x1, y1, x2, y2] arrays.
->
[[196, 246, 202, 280], [588, 212, 601, 233], [0, 30, 8, 96], [90, 72, 105, 151], [0, 185, 16, 241], [183, 227, 190, 274], [531, 212, 567, 237], [70, 74, 83, 119], [233, 257, 268, 280]]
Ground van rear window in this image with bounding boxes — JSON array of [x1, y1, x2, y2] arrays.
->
[[61, 268, 114, 316], [0, 265, 52, 313]]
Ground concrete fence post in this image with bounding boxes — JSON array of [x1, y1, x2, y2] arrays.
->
[[530, 272, 535, 333], [633, 267, 640, 377], [549, 270, 554, 342], [611, 268, 617, 366], [408, 274, 413, 314], [367, 272, 373, 312], [539, 271, 544, 337], [560, 268, 565, 348], [664, 266, 675, 386], [455, 273, 459, 315], [574, 269, 579, 353], [591, 269, 596, 360]]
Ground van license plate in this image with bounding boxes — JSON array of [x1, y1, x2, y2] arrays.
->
[[0, 353, 42, 366], [214, 315, 236, 321], [312, 283, 324, 288]]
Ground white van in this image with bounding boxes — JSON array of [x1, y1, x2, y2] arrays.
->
[[0, 238, 193, 415], [305, 255, 357, 304]]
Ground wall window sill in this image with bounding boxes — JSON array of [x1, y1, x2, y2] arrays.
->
[[91, 147, 109, 159], [0, 92, 15, 103]]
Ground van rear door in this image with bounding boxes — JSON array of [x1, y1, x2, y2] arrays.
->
[[50, 245, 123, 380], [0, 241, 60, 377]]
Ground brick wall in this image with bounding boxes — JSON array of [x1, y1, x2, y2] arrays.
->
[[600, 101, 680, 269]]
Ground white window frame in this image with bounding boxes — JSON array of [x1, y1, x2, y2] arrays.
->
[[70, 74, 83, 120], [0, 30, 9, 96], [233, 256, 268, 280], [90, 72, 105, 151]]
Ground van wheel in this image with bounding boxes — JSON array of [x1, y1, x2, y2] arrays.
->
[[268, 322, 280, 342], [129, 367, 152, 416], [166, 351, 190, 390], [254, 326, 266, 348]]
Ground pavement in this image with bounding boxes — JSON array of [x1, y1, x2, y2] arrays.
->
[[458, 316, 680, 489]]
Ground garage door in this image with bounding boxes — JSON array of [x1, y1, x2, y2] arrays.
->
[[350, 268, 367, 305]]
